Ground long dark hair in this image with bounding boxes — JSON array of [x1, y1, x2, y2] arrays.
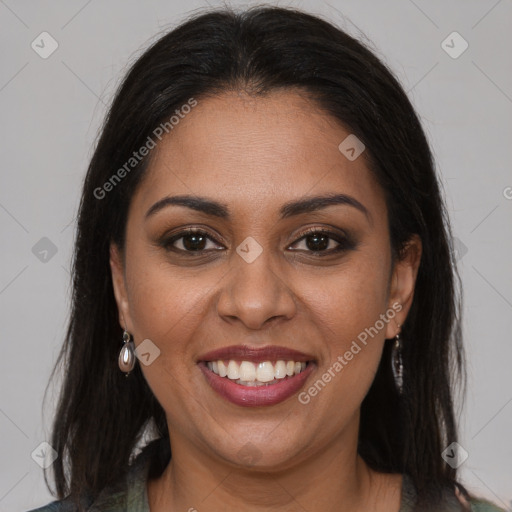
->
[[42, 5, 467, 510]]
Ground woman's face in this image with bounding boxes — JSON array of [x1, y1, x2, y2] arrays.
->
[[111, 89, 421, 470]]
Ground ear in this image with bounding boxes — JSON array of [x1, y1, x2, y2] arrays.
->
[[385, 234, 422, 339], [109, 242, 132, 332]]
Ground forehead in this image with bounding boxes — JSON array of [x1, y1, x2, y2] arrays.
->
[[132, 89, 386, 221]]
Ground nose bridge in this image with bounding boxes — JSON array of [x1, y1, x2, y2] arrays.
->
[[216, 240, 296, 329], [235, 245, 278, 300]]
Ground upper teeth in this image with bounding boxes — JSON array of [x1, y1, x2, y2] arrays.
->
[[206, 360, 307, 383]]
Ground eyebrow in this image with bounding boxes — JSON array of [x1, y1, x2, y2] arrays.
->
[[145, 193, 371, 224]]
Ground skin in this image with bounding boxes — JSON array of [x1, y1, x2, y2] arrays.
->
[[110, 89, 422, 512]]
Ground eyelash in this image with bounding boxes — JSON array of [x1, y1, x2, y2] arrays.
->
[[160, 227, 355, 256]]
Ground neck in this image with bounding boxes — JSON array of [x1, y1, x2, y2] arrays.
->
[[147, 420, 401, 512]]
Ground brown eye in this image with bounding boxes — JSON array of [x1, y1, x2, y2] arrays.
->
[[162, 229, 224, 253], [180, 232, 207, 251], [289, 228, 356, 255], [303, 232, 331, 251]]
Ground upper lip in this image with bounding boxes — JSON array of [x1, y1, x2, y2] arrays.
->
[[197, 345, 315, 364]]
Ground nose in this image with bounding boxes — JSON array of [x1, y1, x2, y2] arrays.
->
[[216, 247, 297, 330]]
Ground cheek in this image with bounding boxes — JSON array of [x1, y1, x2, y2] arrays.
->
[[123, 248, 213, 356], [295, 249, 392, 406], [300, 253, 391, 346], [123, 253, 213, 419]]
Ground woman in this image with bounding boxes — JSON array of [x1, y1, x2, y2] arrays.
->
[[29, 6, 504, 512]]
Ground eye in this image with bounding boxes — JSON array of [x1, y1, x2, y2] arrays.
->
[[288, 228, 354, 254], [159, 227, 355, 256], [161, 228, 224, 253]]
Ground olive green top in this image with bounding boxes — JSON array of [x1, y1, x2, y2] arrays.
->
[[28, 438, 506, 511]]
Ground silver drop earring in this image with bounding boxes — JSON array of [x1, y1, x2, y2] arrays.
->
[[391, 326, 403, 395], [118, 330, 136, 377]]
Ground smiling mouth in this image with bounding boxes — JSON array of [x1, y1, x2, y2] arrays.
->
[[197, 345, 316, 406], [205, 360, 310, 387]]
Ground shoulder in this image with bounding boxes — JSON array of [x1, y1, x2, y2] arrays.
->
[[25, 499, 83, 512], [469, 498, 507, 511], [26, 438, 167, 512], [457, 483, 506, 511], [400, 474, 506, 512]]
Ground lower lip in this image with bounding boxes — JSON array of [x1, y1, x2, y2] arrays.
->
[[198, 362, 315, 407]]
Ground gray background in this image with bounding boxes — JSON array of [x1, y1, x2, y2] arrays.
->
[[0, 0, 511, 510]]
